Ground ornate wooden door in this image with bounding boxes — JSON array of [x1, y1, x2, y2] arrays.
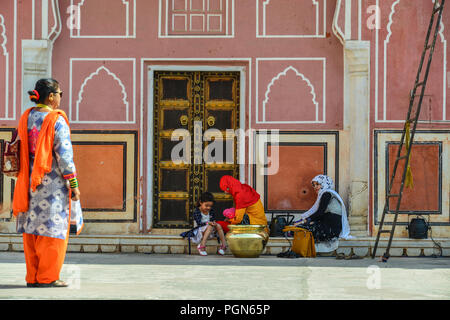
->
[[153, 71, 240, 228]]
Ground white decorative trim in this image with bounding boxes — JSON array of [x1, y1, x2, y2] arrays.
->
[[256, 58, 326, 124], [436, 4, 448, 121], [190, 13, 205, 32], [377, 0, 448, 123], [172, 0, 187, 11], [76, 66, 128, 122], [69, 58, 136, 124], [0, 14, 10, 120], [42, 0, 48, 39], [0, 15, 8, 63], [207, 0, 223, 11], [345, 0, 351, 39], [70, 0, 136, 38], [190, 0, 205, 11], [48, 0, 62, 45], [32, 0, 35, 40], [207, 14, 222, 32], [159, 0, 234, 38], [172, 14, 187, 32], [262, 66, 319, 122], [257, 0, 326, 38], [358, 0, 362, 40], [332, 0, 345, 45]]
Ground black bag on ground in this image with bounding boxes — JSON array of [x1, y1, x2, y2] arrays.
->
[[269, 214, 294, 237], [407, 216, 429, 239]]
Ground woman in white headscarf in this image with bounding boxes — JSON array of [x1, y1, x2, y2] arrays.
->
[[294, 175, 352, 251]]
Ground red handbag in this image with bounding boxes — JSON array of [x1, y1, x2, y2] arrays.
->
[[2, 130, 20, 177]]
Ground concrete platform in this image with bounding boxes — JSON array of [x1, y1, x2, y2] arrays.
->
[[1, 233, 449, 257], [0, 252, 449, 300]]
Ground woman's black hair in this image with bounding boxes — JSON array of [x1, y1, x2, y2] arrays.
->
[[28, 78, 60, 104], [195, 192, 215, 207]]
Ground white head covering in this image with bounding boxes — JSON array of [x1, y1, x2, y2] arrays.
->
[[298, 175, 352, 239]]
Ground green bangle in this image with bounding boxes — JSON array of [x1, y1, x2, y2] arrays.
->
[[69, 177, 78, 189]]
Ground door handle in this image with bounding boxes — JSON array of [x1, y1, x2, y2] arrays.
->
[[180, 115, 188, 126], [207, 115, 215, 127]]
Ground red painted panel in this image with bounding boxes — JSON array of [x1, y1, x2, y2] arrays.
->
[[388, 144, 440, 212], [73, 144, 125, 210], [267, 145, 325, 211]]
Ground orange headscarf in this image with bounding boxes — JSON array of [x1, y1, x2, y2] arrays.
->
[[12, 108, 70, 216]]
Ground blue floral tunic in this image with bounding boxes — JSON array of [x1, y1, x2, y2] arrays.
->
[[16, 108, 77, 240]]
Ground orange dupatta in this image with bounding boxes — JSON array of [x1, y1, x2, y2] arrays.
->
[[12, 108, 70, 216]]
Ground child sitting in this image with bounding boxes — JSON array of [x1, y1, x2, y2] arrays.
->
[[180, 192, 227, 256]]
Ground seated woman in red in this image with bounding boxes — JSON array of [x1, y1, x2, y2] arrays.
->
[[219, 175, 268, 230]]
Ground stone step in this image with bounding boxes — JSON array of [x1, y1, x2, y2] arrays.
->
[[348, 216, 367, 224], [349, 225, 367, 231], [1, 233, 448, 257], [350, 230, 368, 237]]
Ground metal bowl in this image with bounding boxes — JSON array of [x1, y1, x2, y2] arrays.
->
[[226, 225, 269, 258]]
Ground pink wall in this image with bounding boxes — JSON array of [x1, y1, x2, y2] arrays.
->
[[0, 0, 449, 234]]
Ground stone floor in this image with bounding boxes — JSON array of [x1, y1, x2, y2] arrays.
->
[[1, 252, 449, 300]]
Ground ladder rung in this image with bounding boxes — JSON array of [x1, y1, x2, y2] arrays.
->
[[415, 81, 425, 88], [434, 5, 442, 14], [397, 155, 408, 161], [387, 194, 400, 198], [378, 230, 391, 234], [425, 44, 432, 50]]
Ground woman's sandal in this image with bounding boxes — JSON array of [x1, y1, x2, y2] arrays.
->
[[197, 245, 207, 256], [26, 283, 39, 288], [37, 280, 69, 288], [277, 249, 300, 258], [344, 252, 363, 260], [217, 245, 226, 256]]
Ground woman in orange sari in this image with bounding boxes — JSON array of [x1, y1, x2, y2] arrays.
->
[[13, 79, 80, 288], [219, 175, 268, 228]]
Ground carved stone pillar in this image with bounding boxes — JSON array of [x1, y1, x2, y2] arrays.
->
[[344, 40, 370, 235]]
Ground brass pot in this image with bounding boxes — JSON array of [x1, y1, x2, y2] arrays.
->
[[226, 225, 269, 258]]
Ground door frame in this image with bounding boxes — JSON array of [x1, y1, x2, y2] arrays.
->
[[146, 65, 247, 229]]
